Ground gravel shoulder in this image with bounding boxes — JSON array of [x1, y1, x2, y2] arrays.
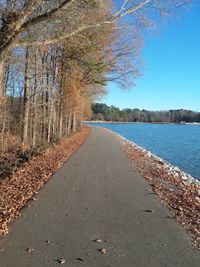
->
[[0, 126, 199, 267]]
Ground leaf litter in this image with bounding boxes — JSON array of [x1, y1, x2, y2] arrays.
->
[[112, 131, 200, 249], [0, 126, 91, 236]]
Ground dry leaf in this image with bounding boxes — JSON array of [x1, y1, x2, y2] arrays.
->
[[58, 258, 66, 264], [117, 135, 200, 249], [0, 127, 90, 236], [25, 247, 34, 253], [76, 258, 84, 262], [144, 209, 155, 213], [94, 239, 103, 243], [98, 248, 108, 254]]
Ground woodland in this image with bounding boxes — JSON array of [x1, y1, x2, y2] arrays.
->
[[1, 1, 200, 248], [91, 103, 200, 123], [0, 0, 191, 170]]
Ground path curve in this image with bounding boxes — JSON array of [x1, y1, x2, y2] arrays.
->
[[0, 127, 199, 266]]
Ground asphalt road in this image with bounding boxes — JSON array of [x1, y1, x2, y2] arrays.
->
[[0, 127, 199, 267]]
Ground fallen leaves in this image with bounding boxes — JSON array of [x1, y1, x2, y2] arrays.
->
[[0, 126, 91, 236], [93, 237, 110, 255], [22, 235, 112, 264], [94, 238, 103, 243], [144, 209, 155, 213], [76, 257, 84, 262], [98, 248, 109, 254], [114, 133, 200, 249], [25, 247, 34, 253], [58, 257, 66, 264]]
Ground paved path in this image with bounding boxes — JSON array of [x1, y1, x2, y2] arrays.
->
[[0, 127, 200, 267]]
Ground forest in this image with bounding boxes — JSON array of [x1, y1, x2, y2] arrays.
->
[[1, 1, 200, 252], [91, 103, 200, 123], [0, 1, 190, 158]]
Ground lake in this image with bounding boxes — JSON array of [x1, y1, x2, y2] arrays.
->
[[87, 122, 200, 181]]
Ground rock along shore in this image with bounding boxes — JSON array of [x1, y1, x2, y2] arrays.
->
[[105, 127, 200, 249]]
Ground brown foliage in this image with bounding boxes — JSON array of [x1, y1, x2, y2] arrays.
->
[[0, 133, 22, 157], [113, 133, 200, 249], [0, 126, 91, 236]]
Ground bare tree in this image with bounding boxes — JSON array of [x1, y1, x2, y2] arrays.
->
[[0, 0, 191, 153]]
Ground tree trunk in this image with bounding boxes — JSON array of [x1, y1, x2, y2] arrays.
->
[[0, 57, 8, 136], [22, 48, 30, 146], [59, 110, 63, 139], [72, 110, 76, 133], [45, 68, 50, 141], [48, 100, 53, 144], [32, 50, 38, 148], [23, 101, 30, 146], [52, 106, 57, 141], [67, 112, 72, 136], [0, 58, 6, 97], [32, 98, 37, 148]]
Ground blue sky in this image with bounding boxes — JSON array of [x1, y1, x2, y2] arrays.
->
[[100, 1, 200, 111]]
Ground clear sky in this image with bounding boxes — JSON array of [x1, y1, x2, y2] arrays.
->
[[100, 1, 200, 111]]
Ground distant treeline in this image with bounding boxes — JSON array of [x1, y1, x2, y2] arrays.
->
[[91, 103, 200, 123]]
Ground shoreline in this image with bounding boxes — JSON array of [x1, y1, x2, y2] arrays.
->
[[111, 130, 200, 186], [86, 123, 200, 182], [1, 126, 200, 266], [84, 121, 200, 125], [94, 126, 200, 248]]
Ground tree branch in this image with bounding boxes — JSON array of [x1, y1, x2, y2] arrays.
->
[[0, 0, 75, 54], [14, 0, 152, 48]]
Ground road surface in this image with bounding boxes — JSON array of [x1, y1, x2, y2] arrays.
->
[[0, 127, 199, 266]]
